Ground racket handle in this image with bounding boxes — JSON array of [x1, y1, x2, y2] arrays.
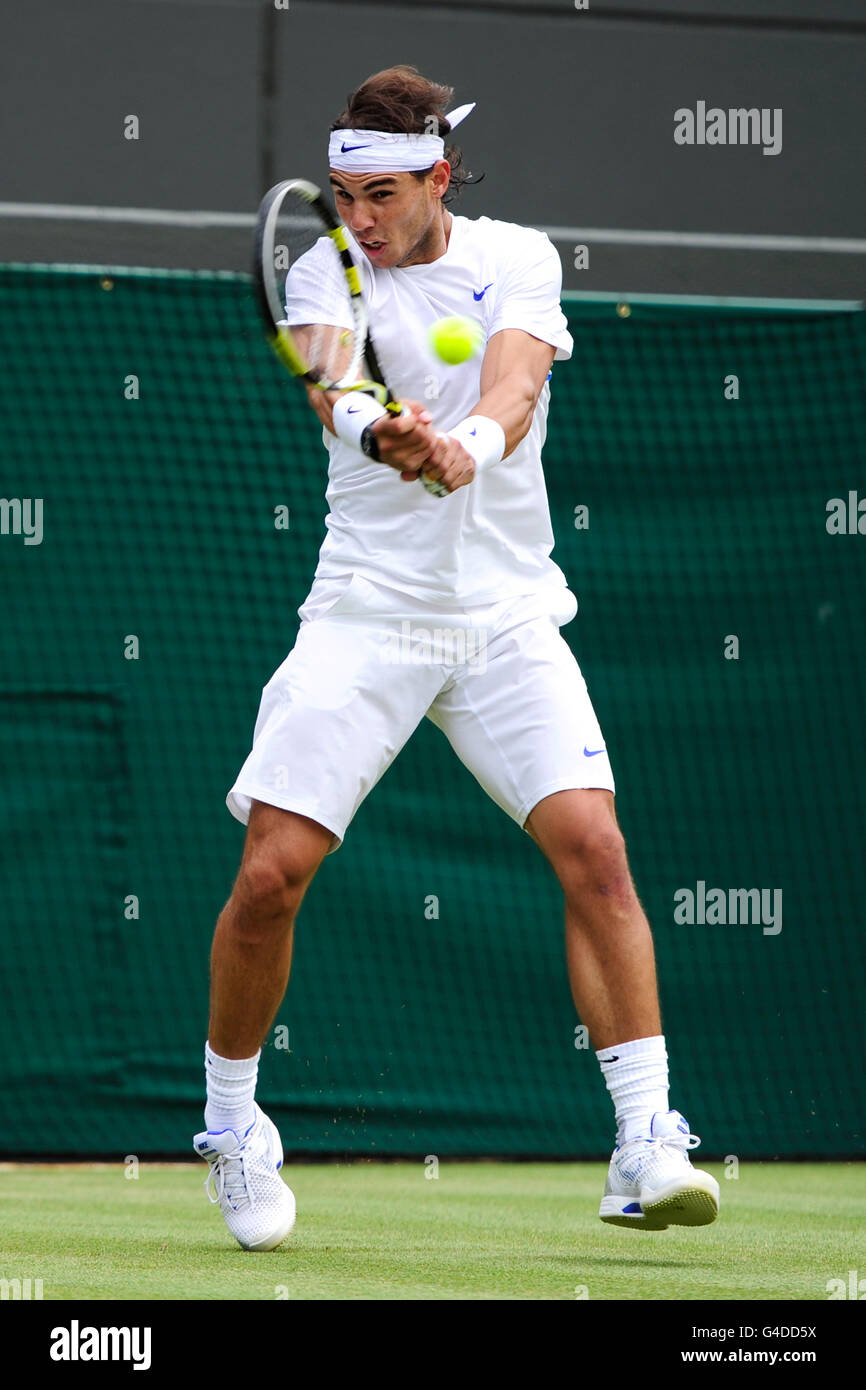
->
[[420, 472, 449, 498], [420, 431, 450, 498], [391, 406, 449, 497]]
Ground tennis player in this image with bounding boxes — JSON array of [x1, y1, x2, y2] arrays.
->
[[194, 65, 720, 1249]]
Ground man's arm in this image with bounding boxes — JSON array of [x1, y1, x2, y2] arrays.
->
[[412, 329, 556, 493], [477, 328, 556, 458]]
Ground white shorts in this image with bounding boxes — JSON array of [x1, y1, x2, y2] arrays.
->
[[227, 572, 615, 853]]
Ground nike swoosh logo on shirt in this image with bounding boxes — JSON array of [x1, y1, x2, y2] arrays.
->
[[584, 747, 606, 757], [473, 283, 493, 301]]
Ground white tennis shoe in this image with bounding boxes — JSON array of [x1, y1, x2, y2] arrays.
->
[[599, 1109, 719, 1230], [194, 1103, 296, 1251]]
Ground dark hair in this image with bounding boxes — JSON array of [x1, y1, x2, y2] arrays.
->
[[330, 64, 483, 205]]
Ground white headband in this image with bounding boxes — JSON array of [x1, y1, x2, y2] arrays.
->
[[328, 102, 476, 173]]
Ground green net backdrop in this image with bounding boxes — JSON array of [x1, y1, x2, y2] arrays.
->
[[1, 266, 864, 1157]]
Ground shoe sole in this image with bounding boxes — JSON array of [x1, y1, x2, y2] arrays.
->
[[599, 1196, 670, 1230], [642, 1184, 719, 1228], [600, 1176, 719, 1231]]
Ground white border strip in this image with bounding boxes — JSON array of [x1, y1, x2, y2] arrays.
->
[[0, 202, 254, 229], [1, 203, 866, 254], [542, 226, 866, 254]]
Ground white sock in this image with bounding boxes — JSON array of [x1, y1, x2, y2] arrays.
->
[[596, 1034, 669, 1143], [204, 1042, 260, 1135]]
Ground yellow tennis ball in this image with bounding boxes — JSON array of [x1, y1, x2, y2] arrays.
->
[[428, 315, 483, 365]]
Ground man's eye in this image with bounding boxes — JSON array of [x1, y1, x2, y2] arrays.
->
[[373, 192, 392, 200]]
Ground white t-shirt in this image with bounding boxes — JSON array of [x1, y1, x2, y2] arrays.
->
[[285, 213, 575, 618]]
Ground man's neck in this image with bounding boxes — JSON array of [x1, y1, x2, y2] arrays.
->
[[398, 208, 453, 268]]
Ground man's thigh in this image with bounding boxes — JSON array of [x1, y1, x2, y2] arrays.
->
[[227, 611, 449, 854], [426, 611, 615, 837]]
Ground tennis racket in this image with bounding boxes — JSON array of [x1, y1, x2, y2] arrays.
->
[[253, 178, 448, 498]]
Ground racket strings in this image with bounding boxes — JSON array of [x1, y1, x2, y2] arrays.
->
[[273, 204, 361, 385]]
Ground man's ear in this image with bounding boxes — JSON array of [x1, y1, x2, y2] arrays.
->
[[432, 159, 451, 199]]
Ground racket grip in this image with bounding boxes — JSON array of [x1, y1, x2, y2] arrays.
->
[[420, 429, 450, 498], [391, 401, 448, 497], [420, 472, 449, 498]]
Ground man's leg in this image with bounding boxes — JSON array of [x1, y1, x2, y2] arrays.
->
[[524, 787, 660, 1050], [525, 787, 718, 1228], [194, 800, 334, 1252], [209, 800, 334, 1059]]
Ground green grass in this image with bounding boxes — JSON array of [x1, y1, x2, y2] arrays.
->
[[0, 1161, 862, 1300]]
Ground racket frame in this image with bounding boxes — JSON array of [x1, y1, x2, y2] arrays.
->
[[254, 177, 449, 497], [255, 178, 389, 403]]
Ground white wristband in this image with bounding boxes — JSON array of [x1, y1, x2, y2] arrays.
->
[[332, 391, 389, 453], [447, 415, 506, 474]]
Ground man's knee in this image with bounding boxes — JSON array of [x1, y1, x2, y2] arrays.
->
[[230, 804, 332, 926], [566, 823, 629, 888], [559, 834, 634, 916], [535, 795, 632, 901], [233, 855, 306, 918]]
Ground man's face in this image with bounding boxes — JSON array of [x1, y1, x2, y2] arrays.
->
[[328, 161, 450, 269]]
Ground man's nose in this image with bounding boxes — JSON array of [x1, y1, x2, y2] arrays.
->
[[348, 203, 375, 232]]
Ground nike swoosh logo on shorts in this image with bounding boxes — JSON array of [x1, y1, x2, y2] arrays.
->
[[584, 746, 606, 757]]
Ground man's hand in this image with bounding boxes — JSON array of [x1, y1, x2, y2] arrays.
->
[[369, 400, 477, 496], [399, 430, 476, 494], [370, 399, 439, 471]]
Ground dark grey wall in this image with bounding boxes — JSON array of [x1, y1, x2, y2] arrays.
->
[[2, 0, 864, 297]]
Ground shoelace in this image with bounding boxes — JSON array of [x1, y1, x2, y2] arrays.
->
[[204, 1144, 251, 1213], [662, 1130, 701, 1151], [619, 1126, 702, 1154], [648, 1126, 702, 1153]]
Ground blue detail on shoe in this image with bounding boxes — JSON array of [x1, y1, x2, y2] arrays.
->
[[623, 1202, 642, 1214]]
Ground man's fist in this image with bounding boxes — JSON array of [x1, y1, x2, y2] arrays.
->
[[400, 431, 476, 494], [371, 400, 438, 471]]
